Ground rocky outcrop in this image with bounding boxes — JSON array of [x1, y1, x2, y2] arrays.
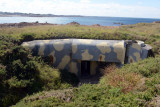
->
[[153, 21, 160, 23], [67, 21, 80, 25], [0, 22, 54, 28], [92, 24, 101, 26]]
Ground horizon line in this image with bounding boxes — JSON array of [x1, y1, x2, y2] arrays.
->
[[0, 11, 160, 19]]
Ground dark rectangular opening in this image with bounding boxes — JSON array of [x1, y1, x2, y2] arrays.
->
[[81, 61, 90, 76]]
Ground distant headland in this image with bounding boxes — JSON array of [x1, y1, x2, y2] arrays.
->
[[0, 11, 83, 17]]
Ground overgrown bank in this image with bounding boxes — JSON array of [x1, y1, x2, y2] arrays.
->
[[14, 58, 160, 107], [0, 23, 160, 106], [0, 35, 78, 106], [1, 23, 160, 54]]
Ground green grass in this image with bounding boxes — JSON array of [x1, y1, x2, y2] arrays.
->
[[1, 23, 160, 54]]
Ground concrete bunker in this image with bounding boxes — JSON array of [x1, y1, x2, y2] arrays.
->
[[22, 39, 153, 77]]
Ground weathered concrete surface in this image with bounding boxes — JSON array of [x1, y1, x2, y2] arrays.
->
[[22, 39, 153, 76]]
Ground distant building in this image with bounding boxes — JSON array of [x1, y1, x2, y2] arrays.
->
[[22, 39, 153, 76]]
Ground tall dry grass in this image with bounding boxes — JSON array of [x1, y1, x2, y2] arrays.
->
[[100, 65, 142, 93]]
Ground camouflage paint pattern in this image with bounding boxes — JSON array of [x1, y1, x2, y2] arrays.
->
[[127, 40, 152, 63], [72, 39, 126, 64], [22, 39, 152, 76]]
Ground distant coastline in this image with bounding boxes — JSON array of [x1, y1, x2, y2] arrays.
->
[[0, 22, 120, 28], [0, 11, 83, 17], [0, 14, 160, 26]]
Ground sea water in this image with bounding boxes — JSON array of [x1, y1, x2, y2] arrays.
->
[[0, 16, 160, 26]]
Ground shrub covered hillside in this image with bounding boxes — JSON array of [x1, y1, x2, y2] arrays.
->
[[0, 23, 160, 106], [14, 58, 160, 107], [0, 36, 78, 106]]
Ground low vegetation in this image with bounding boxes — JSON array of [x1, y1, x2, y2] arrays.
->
[[0, 35, 78, 106], [14, 57, 160, 107], [0, 23, 160, 106], [1, 23, 160, 54]]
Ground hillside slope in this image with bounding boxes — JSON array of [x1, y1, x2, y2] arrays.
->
[[0, 22, 160, 106], [0, 22, 159, 54], [14, 58, 160, 107]]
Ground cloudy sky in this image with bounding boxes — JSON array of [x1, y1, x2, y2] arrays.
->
[[0, 0, 160, 18]]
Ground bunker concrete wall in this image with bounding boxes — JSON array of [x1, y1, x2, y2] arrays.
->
[[22, 39, 152, 76]]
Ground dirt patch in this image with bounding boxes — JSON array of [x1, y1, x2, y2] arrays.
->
[[147, 95, 160, 107]]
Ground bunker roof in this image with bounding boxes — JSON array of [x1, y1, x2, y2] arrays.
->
[[22, 39, 127, 63]]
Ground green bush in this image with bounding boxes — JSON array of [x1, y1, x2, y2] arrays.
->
[[120, 57, 160, 77], [0, 36, 62, 106], [14, 57, 160, 107], [14, 85, 146, 107], [60, 70, 79, 86], [38, 65, 61, 90], [0, 36, 19, 62], [20, 33, 35, 42]]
